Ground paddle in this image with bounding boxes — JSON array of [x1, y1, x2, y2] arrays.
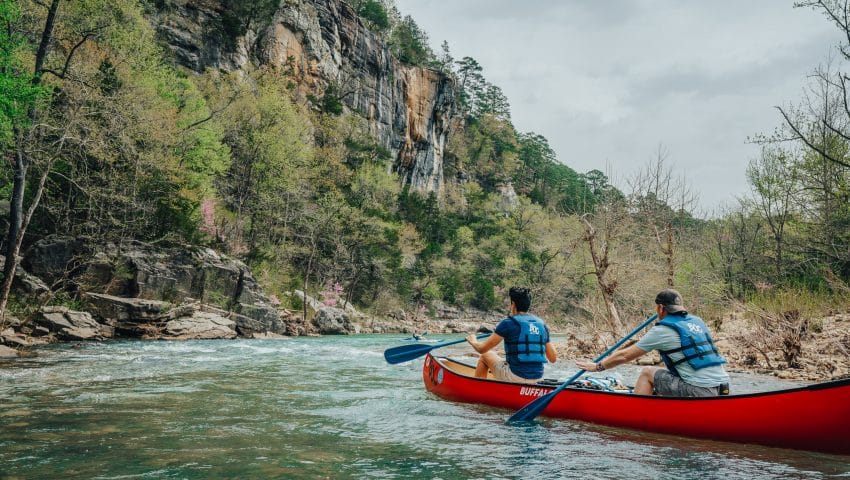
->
[[384, 333, 491, 364], [507, 313, 658, 423]]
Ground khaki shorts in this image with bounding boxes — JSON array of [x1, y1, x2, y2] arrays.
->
[[491, 360, 540, 384], [653, 369, 720, 397]]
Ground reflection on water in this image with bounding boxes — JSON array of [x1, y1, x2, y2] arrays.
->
[[0, 336, 847, 479]]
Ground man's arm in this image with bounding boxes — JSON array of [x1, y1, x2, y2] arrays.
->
[[466, 333, 503, 353], [575, 344, 647, 372], [545, 342, 557, 363]]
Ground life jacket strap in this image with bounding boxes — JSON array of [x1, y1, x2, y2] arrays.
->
[[659, 339, 716, 356], [667, 346, 723, 366]]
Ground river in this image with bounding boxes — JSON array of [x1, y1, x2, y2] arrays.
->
[[1, 336, 847, 479]]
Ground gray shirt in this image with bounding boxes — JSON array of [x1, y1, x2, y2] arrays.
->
[[636, 324, 730, 388]]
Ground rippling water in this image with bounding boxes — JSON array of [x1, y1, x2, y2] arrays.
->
[[1, 336, 848, 479]]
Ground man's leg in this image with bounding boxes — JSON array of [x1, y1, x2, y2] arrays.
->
[[475, 351, 501, 378], [634, 366, 660, 395]]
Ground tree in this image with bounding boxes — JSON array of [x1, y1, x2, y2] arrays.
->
[[746, 145, 799, 279], [436, 40, 453, 74], [627, 145, 699, 287], [455, 56, 484, 114], [215, 70, 314, 258], [356, 0, 390, 32], [580, 203, 629, 335], [389, 15, 432, 65], [0, 0, 67, 318], [785, 1, 850, 169]]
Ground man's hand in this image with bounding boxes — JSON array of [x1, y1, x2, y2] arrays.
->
[[466, 334, 479, 352], [467, 332, 503, 354], [575, 360, 598, 371]]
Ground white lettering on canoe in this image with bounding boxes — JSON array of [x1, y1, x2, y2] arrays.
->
[[519, 386, 549, 397]]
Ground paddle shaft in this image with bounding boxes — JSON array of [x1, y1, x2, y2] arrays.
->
[[384, 333, 491, 364], [507, 313, 659, 423]]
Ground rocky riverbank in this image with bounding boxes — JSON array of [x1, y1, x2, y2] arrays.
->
[[0, 236, 507, 358]]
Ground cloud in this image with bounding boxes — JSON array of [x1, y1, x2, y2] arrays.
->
[[395, 0, 839, 209]]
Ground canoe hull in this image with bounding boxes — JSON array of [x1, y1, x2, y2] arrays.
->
[[422, 354, 850, 455]]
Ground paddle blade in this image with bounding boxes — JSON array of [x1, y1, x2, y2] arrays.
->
[[383, 342, 437, 364], [508, 391, 556, 423]]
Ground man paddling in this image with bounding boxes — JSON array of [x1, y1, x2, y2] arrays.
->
[[576, 289, 730, 397], [466, 287, 557, 383]]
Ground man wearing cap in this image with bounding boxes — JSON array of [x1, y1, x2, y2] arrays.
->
[[576, 289, 730, 397]]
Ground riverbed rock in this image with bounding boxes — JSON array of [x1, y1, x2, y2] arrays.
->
[[163, 312, 237, 340], [313, 307, 360, 335], [36, 306, 111, 341], [83, 293, 172, 322], [0, 345, 18, 358]]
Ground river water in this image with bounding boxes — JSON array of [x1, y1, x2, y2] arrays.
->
[[0, 335, 847, 479]]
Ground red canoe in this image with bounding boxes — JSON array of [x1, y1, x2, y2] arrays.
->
[[422, 354, 850, 455]]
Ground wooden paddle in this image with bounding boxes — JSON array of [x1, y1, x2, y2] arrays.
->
[[384, 333, 491, 364], [507, 313, 658, 423]]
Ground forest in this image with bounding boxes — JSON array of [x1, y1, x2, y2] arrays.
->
[[1, 0, 849, 346]]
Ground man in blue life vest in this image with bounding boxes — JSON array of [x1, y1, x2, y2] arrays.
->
[[576, 289, 730, 397], [466, 287, 558, 383]]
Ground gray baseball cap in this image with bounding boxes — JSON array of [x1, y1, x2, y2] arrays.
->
[[655, 289, 687, 314]]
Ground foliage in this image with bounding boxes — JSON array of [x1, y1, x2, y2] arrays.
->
[[0, 0, 45, 146], [356, 0, 390, 32], [388, 15, 432, 66]]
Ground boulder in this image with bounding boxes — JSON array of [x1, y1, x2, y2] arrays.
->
[[313, 307, 359, 335], [83, 293, 172, 323], [22, 236, 87, 285], [1, 328, 31, 347], [35, 306, 111, 341], [163, 312, 237, 340], [0, 345, 18, 358]]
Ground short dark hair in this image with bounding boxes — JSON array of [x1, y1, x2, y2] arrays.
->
[[509, 287, 531, 312]]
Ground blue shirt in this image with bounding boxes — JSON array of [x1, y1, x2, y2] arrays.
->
[[495, 314, 550, 379]]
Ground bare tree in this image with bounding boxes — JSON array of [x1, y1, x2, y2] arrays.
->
[[580, 207, 627, 336], [781, 1, 850, 169], [627, 145, 699, 287]]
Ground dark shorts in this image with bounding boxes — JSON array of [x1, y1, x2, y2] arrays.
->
[[653, 369, 720, 397]]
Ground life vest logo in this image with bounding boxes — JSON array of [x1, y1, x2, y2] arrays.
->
[[528, 324, 540, 335], [686, 323, 704, 334]]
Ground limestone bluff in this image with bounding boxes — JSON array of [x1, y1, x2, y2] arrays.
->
[[153, 0, 455, 193]]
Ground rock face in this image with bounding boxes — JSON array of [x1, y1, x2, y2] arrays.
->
[[23, 237, 286, 337], [153, 0, 455, 193]]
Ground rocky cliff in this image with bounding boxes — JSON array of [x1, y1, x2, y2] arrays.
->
[[154, 0, 455, 192]]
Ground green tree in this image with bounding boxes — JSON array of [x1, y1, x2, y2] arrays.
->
[[389, 15, 432, 65], [357, 0, 390, 32]]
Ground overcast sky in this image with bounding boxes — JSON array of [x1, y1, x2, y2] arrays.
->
[[394, 0, 839, 212]]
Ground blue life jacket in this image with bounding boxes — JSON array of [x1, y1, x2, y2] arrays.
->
[[504, 314, 548, 364], [657, 313, 726, 377]]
